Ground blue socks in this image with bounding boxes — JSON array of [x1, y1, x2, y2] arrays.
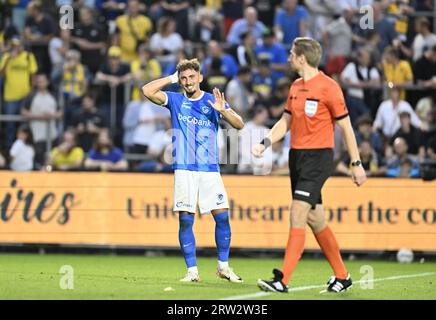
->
[[179, 211, 232, 269], [179, 214, 196, 268], [213, 211, 231, 263]]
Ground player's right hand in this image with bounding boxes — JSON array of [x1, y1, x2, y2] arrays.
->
[[252, 144, 266, 158]]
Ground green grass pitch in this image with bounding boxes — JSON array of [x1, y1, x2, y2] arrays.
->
[[0, 253, 435, 299]]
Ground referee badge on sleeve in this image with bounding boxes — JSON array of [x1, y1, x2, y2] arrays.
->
[[304, 99, 318, 117]]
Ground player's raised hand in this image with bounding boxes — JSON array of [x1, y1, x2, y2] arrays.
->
[[252, 144, 266, 158], [208, 87, 226, 112], [351, 165, 367, 187]]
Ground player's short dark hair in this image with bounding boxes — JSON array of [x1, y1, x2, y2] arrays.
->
[[292, 37, 322, 68], [176, 58, 201, 73]]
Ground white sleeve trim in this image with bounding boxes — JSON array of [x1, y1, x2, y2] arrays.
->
[[161, 92, 169, 107]]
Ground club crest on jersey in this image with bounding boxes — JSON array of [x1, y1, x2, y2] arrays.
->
[[202, 105, 211, 114], [304, 99, 318, 117]]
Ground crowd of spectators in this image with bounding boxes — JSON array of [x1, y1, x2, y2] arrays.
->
[[0, 0, 435, 178]]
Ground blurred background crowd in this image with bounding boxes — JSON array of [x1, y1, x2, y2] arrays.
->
[[0, 0, 435, 178]]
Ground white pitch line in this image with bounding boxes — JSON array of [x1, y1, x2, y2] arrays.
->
[[220, 272, 436, 300]]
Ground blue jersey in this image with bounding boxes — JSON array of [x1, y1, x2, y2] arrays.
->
[[163, 91, 229, 172]]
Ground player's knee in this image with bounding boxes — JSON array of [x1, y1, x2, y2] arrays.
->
[[290, 201, 311, 226], [179, 214, 194, 231]]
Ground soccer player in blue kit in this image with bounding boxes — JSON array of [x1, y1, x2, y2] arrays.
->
[[142, 59, 245, 282]]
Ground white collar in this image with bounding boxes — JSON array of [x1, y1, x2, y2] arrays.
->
[[184, 91, 205, 101]]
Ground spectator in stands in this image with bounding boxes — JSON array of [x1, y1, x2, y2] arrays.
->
[[236, 31, 257, 68], [9, 125, 35, 171], [47, 129, 84, 171], [122, 96, 142, 151], [0, 35, 38, 148], [72, 93, 106, 152], [254, 27, 288, 79], [248, 0, 282, 28], [96, 0, 127, 32], [49, 28, 71, 83], [273, 0, 308, 48], [382, 46, 413, 100], [265, 77, 290, 128], [390, 111, 425, 160], [161, 0, 191, 40], [114, 0, 152, 62], [374, 87, 423, 139], [355, 115, 384, 160], [252, 58, 278, 102], [412, 17, 436, 62], [225, 66, 254, 121], [149, 16, 183, 72], [71, 6, 107, 74], [413, 45, 436, 101], [304, 0, 337, 42], [205, 57, 228, 93], [271, 137, 289, 174], [386, 137, 420, 178], [221, 0, 244, 37], [193, 7, 222, 44], [365, 30, 382, 69], [385, 0, 414, 43], [59, 49, 89, 126], [238, 106, 269, 174], [137, 117, 173, 173], [131, 98, 167, 154], [323, 8, 353, 78], [227, 6, 266, 47], [369, 2, 397, 53], [340, 47, 381, 124], [84, 129, 128, 171], [21, 73, 61, 167], [11, 0, 31, 32], [23, 1, 55, 75], [336, 139, 385, 177], [203, 40, 238, 79], [130, 43, 161, 101], [96, 45, 131, 137]]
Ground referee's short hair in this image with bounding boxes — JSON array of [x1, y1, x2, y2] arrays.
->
[[292, 37, 322, 68], [177, 59, 201, 73]]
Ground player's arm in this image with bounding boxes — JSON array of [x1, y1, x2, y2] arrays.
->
[[251, 111, 291, 158], [336, 115, 367, 187], [141, 72, 178, 105], [208, 87, 244, 130]]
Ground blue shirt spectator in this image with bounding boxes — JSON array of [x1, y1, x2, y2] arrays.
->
[[274, 1, 308, 46], [254, 28, 288, 79], [226, 7, 266, 46], [203, 41, 239, 79]]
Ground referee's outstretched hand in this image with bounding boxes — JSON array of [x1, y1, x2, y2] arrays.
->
[[351, 165, 367, 187], [252, 144, 266, 158]]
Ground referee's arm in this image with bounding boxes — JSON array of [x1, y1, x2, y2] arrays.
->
[[252, 112, 291, 157], [336, 115, 367, 186]]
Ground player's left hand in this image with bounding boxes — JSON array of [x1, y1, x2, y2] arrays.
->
[[208, 87, 226, 113], [351, 165, 367, 187]]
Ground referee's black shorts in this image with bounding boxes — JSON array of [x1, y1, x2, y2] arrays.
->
[[289, 148, 334, 209]]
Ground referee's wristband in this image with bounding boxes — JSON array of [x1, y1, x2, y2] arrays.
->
[[260, 138, 272, 149]]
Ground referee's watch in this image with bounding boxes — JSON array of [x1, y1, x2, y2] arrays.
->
[[351, 160, 362, 167]]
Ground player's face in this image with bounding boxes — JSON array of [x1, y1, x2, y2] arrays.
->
[[288, 47, 302, 72], [179, 69, 202, 95]]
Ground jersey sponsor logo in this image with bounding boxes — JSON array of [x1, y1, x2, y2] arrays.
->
[[177, 113, 212, 127], [295, 190, 311, 197], [304, 99, 318, 117]]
